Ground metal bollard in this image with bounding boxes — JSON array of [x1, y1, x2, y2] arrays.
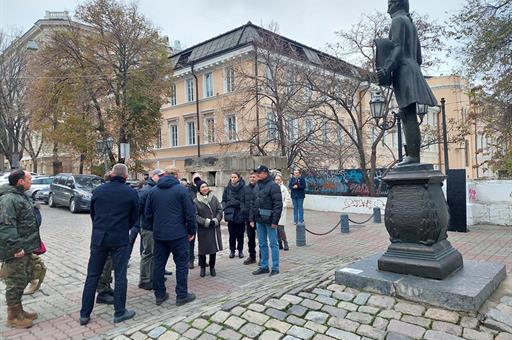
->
[[373, 207, 382, 223], [340, 214, 349, 233], [296, 223, 306, 246]]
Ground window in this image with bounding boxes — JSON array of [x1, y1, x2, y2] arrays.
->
[[169, 84, 177, 105], [204, 72, 213, 98], [286, 119, 298, 141], [186, 121, 196, 145], [336, 126, 344, 145], [305, 117, 314, 135], [225, 67, 235, 92], [226, 115, 237, 141], [156, 128, 162, 148], [186, 78, 194, 102], [168, 122, 178, 147], [205, 117, 215, 143], [266, 112, 277, 140], [322, 121, 329, 144]]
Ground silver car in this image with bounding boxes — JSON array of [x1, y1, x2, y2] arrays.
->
[[26, 176, 54, 199]]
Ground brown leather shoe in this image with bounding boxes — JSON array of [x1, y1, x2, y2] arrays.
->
[[7, 305, 33, 329]]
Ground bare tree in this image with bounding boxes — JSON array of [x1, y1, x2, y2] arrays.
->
[[0, 30, 31, 169]]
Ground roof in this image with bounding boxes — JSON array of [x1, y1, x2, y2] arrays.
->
[[170, 22, 363, 78]]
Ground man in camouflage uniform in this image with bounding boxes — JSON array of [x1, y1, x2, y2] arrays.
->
[[0, 170, 41, 329]]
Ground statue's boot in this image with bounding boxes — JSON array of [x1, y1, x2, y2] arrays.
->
[[398, 156, 420, 166]]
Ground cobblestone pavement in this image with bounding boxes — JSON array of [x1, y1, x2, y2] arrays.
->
[[1, 204, 512, 339]]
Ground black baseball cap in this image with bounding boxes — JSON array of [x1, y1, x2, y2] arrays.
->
[[254, 165, 269, 173]]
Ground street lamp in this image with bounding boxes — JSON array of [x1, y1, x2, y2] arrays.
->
[[96, 137, 114, 174], [370, 91, 429, 163]]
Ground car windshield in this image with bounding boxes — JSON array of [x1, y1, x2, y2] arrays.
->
[[74, 176, 103, 190]]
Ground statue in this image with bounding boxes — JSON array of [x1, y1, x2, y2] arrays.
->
[[376, 0, 437, 165]]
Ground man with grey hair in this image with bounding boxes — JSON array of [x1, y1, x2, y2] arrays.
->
[[79, 163, 139, 326]]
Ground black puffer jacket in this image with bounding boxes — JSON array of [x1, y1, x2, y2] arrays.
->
[[250, 176, 283, 225], [222, 179, 246, 224], [241, 183, 256, 222]]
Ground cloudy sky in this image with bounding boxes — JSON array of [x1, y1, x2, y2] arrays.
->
[[1, 0, 464, 74]]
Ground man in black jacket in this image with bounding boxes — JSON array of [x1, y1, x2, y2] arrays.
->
[[145, 169, 197, 306], [250, 165, 283, 276], [222, 172, 246, 258], [80, 164, 139, 326], [242, 171, 258, 265], [137, 169, 165, 290]]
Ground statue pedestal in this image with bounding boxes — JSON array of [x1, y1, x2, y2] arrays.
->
[[378, 164, 463, 279]]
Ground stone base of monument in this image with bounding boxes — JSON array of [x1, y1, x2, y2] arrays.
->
[[335, 253, 506, 312]]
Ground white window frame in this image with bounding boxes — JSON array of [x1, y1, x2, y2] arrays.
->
[[155, 128, 162, 149], [266, 112, 277, 140], [203, 72, 214, 98], [204, 117, 215, 144], [224, 66, 235, 93], [186, 120, 196, 145], [169, 83, 177, 106], [225, 115, 237, 141], [185, 78, 194, 102], [168, 121, 178, 147], [286, 118, 299, 141]]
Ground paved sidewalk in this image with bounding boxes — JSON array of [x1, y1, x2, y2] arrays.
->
[[1, 205, 512, 339]]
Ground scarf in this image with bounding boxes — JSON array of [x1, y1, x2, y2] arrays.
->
[[197, 191, 213, 205]]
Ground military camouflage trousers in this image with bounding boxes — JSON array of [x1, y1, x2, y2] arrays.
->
[[0, 256, 32, 306]]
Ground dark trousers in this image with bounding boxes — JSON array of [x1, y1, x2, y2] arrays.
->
[[189, 236, 195, 263], [80, 244, 129, 318], [246, 221, 257, 260], [198, 254, 216, 268], [228, 222, 245, 252], [153, 237, 189, 300]]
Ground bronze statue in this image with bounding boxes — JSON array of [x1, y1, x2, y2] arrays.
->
[[376, 0, 437, 165]]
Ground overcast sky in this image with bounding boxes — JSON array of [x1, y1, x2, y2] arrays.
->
[[1, 0, 464, 74]]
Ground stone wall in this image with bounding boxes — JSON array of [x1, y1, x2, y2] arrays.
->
[[467, 180, 512, 226]]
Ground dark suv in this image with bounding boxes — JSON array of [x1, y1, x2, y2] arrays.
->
[[49, 174, 103, 213]]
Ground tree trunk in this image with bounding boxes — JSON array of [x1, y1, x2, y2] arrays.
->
[[79, 153, 85, 174]]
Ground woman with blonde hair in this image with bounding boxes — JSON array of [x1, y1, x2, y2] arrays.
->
[[274, 174, 291, 251]]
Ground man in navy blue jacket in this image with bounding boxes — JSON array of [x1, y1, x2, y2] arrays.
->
[[79, 164, 139, 326], [145, 169, 197, 306], [288, 168, 306, 225]]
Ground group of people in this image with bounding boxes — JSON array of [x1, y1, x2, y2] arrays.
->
[[0, 164, 307, 329]]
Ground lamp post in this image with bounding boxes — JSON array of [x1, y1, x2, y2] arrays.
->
[[96, 137, 114, 174], [370, 91, 428, 163]]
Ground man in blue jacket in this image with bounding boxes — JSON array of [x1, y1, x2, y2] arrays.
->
[[79, 164, 139, 326], [145, 169, 197, 306], [288, 168, 306, 225]]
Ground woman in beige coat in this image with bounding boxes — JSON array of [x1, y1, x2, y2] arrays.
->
[[275, 174, 291, 251]]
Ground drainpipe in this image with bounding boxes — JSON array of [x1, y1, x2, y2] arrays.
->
[[254, 44, 260, 154], [191, 64, 201, 158]]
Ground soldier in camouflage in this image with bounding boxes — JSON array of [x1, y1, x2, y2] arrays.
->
[[0, 170, 41, 329]]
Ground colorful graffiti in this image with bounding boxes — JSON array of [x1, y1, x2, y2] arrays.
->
[[303, 169, 388, 197]]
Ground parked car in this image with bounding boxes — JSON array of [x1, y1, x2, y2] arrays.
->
[[34, 187, 50, 204], [0, 171, 39, 185], [26, 176, 54, 199], [49, 174, 104, 213]]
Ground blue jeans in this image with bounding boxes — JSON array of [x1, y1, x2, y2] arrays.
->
[[153, 237, 189, 300], [292, 198, 304, 224], [256, 223, 279, 271], [80, 244, 129, 318]]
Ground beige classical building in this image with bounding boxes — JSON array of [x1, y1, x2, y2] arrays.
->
[[142, 23, 493, 180]]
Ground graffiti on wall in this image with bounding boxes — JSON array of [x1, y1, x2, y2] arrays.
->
[[304, 169, 388, 197]]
